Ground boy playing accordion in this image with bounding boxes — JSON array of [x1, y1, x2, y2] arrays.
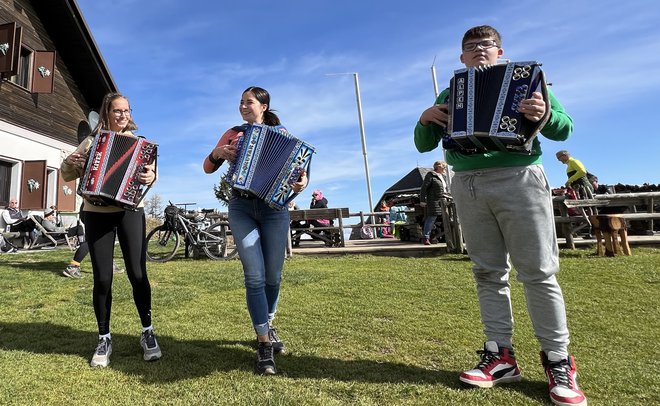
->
[[414, 25, 586, 406]]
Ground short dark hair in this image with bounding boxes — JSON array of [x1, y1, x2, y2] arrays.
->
[[462, 25, 502, 48]]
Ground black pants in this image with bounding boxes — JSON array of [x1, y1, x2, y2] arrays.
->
[[8, 219, 35, 233], [73, 241, 89, 263], [571, 177, 594, 200], [68, 223, 88, 263], [85, 208, 152, 335]]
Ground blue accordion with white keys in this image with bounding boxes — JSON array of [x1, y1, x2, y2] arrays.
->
[[445, 61, 550, 153], [227, 124, 315, 210]]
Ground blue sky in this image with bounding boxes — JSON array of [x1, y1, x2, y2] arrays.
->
[[76, 0, 660, 215]]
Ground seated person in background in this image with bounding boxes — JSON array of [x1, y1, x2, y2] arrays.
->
[[2, 197, 37, 246], [376, 201, 392, 238], [294, 190, 333, 246], [589, 175, 613, 195], [39, 208, 65, 233], [2, 198, 32, 231], [308, 190, 332, 228]]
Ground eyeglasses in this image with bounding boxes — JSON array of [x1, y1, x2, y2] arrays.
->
[[462, 39, 499, 52], [111, 109, 132, 117]]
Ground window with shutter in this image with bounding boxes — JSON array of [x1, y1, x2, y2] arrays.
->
[[10, 46, 32, 89], [0, 161, 12, 206]]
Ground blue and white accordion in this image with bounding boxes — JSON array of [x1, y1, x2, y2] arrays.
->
[[445, 61, 550, 153], [227, 124, 315, 210]]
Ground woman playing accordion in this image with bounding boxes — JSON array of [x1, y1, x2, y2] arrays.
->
[[203, 86, 307, 375]]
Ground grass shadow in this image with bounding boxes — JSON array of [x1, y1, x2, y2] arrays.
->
[[0, 321, 550, 403], [1, 257, 69, 276]]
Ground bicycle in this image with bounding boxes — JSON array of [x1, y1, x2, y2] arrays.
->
[[146, 202, 238, 262]]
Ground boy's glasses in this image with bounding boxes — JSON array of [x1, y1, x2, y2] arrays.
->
[[462, 40, 499, 52]]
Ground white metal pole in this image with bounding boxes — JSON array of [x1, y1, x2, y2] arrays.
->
[[431, 59, 452, 192], [431, 59, 439, 99], [352, 72, 374, 211]]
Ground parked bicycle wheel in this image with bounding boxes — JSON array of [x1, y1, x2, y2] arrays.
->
[[202, 222, 238, 260], [146, 225, 180, 262]]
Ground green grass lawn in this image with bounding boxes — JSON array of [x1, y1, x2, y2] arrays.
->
[[1, 247, 659, 405]]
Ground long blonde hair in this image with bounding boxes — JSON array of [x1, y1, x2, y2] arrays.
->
[[91, 92, 138, 134]]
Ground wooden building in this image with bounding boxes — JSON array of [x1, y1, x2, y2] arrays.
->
[[0, 0, 115, 215]]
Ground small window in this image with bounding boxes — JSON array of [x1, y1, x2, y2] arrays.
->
[[9, 46, 32, 89], [0, 160, 17, 206], [46, 168, 57, 208]]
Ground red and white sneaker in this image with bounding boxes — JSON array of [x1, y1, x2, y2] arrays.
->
[[541, 351, 587, 406], [460, 341, 522, 388]]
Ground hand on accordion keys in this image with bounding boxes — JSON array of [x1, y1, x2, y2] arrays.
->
[[517, 92, 546, 123], [291, 170, 307, 193], [419, 103, 449, 127], [64, 152, 88, 169], [138, 163, 156, 186], [212, 144, 237, 163]]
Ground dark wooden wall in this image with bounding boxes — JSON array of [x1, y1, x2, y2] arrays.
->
[[0, 0, 90, 147]]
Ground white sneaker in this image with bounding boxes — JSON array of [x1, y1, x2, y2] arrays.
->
[[90, 337, 112, 367], [542, 351, 587, 406], [140, 330, 162, 361], [460, 341, 522, 388]]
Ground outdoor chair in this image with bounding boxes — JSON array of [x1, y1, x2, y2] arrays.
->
[[27, 215, 77, 250]]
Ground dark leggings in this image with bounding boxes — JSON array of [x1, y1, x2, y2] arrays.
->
[[85, 209, 152, 335], [73, 241, 89, 263], [72, 212, 88, 263]]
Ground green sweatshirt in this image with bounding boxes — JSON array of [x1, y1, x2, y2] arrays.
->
[[414, 87, 573, 172]]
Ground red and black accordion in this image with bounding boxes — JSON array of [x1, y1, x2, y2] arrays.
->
[[78, 130, 157, 209], [446, 61, 550, 153], [226, 124, 315, 210]]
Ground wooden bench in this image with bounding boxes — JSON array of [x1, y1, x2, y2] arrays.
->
[[289, 208, 350, 247], [553, 194, 660, 248], [553, 197, 611, 249], [617, 213, 660, 221]]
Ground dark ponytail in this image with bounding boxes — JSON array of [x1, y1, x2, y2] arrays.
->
[[244, 86, 281, 126]]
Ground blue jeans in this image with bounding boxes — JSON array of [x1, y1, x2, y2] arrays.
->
[[228, 197, 290, 336], [422, 216, 437, 239]]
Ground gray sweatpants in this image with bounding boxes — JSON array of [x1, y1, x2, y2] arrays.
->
[[451, 164, 569, 357]]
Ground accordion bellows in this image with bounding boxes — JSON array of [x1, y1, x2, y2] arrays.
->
[[78, 130, 157, 209], [227, 124, 315, 210], [447, 61, 550, 153]]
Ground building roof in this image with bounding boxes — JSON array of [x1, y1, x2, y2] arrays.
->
[[376, 167, 431, 207], [31, 0, 116, 109]]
